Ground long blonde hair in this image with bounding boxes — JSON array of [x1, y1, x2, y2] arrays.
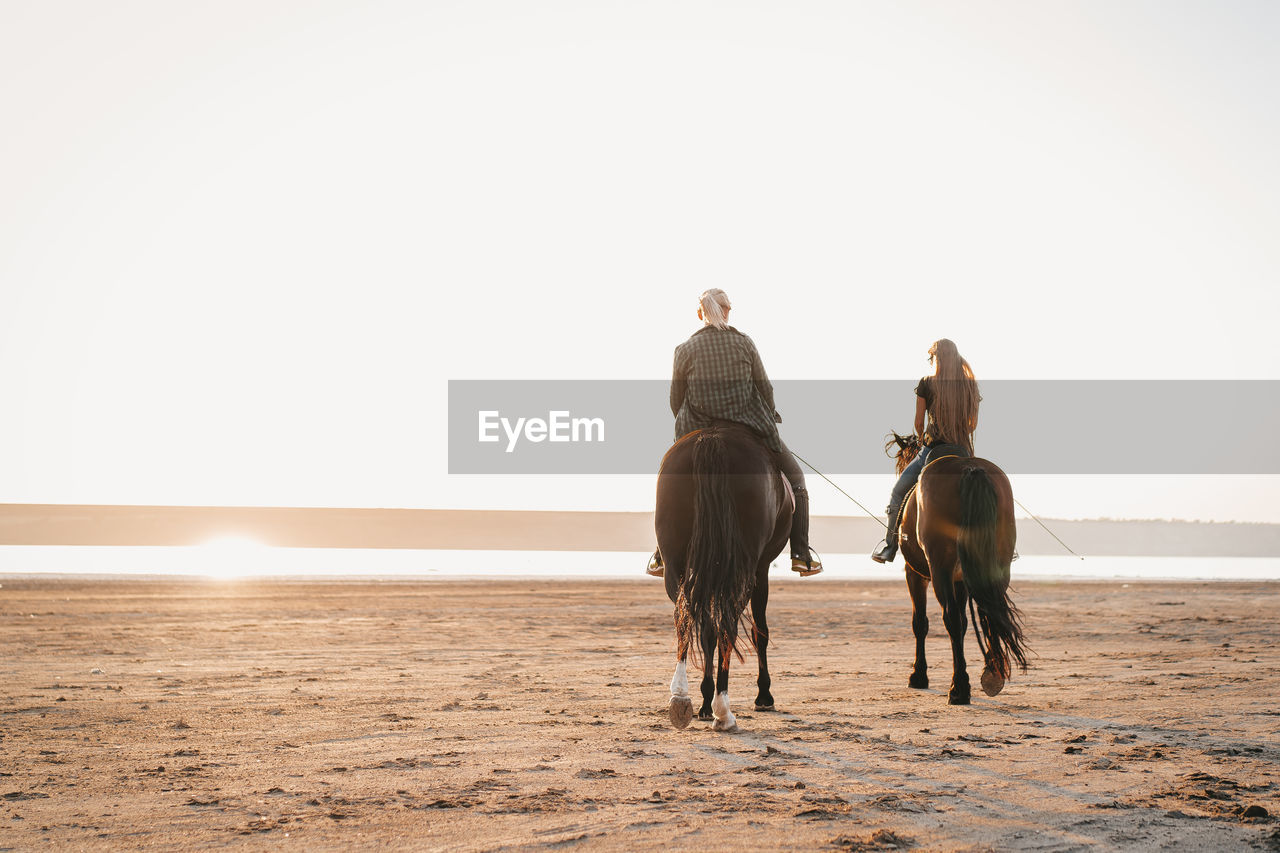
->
[[927, 338, 980, 453], [699, 288, 732, 329]]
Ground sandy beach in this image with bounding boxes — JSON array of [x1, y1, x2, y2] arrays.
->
[[2, 576, 1277, 851]]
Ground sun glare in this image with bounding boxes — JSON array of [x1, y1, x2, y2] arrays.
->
[[193, 536, 269, 579]]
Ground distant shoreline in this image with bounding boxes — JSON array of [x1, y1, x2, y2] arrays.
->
[[1, 504, 1277, 557], [2, 571, 1278, 584]]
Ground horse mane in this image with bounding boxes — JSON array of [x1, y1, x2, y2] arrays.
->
[[884, 431, 920, 476]]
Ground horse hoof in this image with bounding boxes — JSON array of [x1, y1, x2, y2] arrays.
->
[[948, 692, 971, 706], [698, 710, 714, 722], [668, 696, 694, 730], [754, 703, 775, 712], [980, 667, 1005, 697], [713, 720, 740, 733], [908, 674, 929, 690]]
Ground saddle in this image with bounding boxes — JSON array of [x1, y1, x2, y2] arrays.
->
[[779, 470, 795, 516], [924, 441, 970, 460]]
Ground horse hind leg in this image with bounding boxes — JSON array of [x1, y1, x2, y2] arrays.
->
[[942, 576, 972, 705], [751, 573, 774, 711], [976, 605, 1007, 697], [906, 565, 929, 689], [711, 648, 738, 733], [668, 610, 694, 729], [668, 656, 694, 730], [697, 630, 716, 721]]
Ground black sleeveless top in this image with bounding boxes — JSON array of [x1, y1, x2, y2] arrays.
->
[[914, 376, 976, 451]]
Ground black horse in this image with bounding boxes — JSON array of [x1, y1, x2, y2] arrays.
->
[[655, 422, 793, 732], [887, 432, 1030, 704]]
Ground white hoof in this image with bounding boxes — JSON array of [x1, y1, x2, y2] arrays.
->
[[980, 666, 1005, 697], [711, 691, 738, 732], [669, 695, 694, 730]]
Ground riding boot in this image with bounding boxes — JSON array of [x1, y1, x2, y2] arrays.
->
[[871, 502, 901, 564], [789, 487, 822, 576]]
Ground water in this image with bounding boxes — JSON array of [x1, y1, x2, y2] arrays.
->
[[0, 545, 1276, 581]]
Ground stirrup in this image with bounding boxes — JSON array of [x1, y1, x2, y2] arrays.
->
[[871, 539, 897, 564], [791, 550, 823, 577], [646, 549, 664, 578]]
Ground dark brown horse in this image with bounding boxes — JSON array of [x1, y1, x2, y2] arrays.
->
[[887, 432, 1029, 704], [655, 421, 793, 732]]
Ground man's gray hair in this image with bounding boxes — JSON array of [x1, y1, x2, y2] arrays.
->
[[699, 288, 731, 329]]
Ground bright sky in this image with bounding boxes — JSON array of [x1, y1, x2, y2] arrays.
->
[[2, 1, 1278, 523]]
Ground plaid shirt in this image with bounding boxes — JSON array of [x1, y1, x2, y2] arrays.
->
[[670, 325, 782, 452]]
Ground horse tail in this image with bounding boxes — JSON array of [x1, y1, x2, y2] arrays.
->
[[676, 429, 757, 667], [956, 466, 1029, 678]]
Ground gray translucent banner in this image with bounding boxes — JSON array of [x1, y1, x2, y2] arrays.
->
[[448, 380, 1280, 475]]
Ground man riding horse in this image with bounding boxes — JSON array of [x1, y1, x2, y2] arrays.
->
[[647, 288, 822, 578]]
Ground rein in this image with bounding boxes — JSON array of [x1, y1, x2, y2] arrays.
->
[[792, 448, 1082, 560], [790, 450, 887, 529], [919, 453, 1082, 560], [1013, 498, 1083, 559]]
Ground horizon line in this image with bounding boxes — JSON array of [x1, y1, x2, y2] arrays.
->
[[0, 504, 1276, 557]]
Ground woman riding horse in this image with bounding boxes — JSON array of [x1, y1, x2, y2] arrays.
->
[[872, 338, 981, 563], [876, 341, 1026, 703], [648, 288, 822, 577]]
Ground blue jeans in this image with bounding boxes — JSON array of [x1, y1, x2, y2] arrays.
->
[[887, 445, 931, 530]]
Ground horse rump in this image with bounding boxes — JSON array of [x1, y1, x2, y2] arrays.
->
[[956, 465, 1029, 679], [675, 428, 758, 666]]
